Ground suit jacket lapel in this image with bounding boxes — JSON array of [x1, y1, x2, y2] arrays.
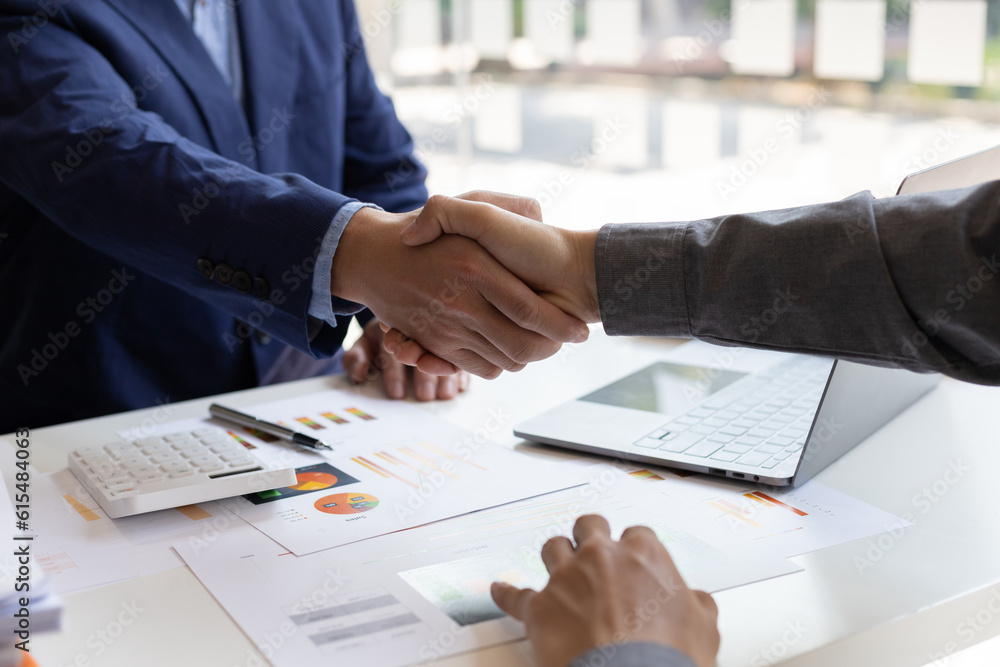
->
[[236, 0, 301, 174], [102, 0, 254, 165]]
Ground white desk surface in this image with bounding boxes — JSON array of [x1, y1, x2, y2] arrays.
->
[[20, 330, 1000, 667]]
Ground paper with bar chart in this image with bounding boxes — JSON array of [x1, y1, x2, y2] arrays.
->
[[646, 469, 912, 558], [175, 469, 801, 667], [209, 390, 595, 555]]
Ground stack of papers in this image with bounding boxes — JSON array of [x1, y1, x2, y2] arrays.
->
[[3, 386, 917, 667]]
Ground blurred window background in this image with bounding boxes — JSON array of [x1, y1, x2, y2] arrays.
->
[[355, 0, 1000, 230]]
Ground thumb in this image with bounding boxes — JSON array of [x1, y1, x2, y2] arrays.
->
[[400, 194, 534, 247], [456, 190, 543, 222]]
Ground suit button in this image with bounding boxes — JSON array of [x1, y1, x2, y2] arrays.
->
[[253, 277, 270, 301], [196, 258, 214, 279], [256, 331, 272, 345], [213, 263, 234, 285], [232, 270, 252, 293]]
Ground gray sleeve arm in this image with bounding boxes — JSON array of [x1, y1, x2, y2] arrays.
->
[[595, 180, 1000, 385], [570, 642, 697, 667]]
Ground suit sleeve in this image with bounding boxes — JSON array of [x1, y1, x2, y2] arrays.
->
[[596, 181, 1000, 385], [0, 11, 355, 357], [571, 643, 697, 667]]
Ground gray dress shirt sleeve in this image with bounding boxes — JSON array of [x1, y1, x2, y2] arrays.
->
[[571, 642, 697, 667], [596, 181, 1000, 385]]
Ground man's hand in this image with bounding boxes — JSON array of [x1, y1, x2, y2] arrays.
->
[[491, 515, 720, 667], [330, 203, 590, 379], [380, 192, 601, 376], [402, 192, 600, 323], [343, 319, 469, 400]]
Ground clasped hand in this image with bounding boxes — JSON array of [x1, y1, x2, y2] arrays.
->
[[331, 195, 592, 381], [352, 191, 602, 377]]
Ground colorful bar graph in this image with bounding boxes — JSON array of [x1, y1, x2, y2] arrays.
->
[[628, 469, 665, 481], [376, 451, 421, 473], [420, 442, 488, 471], [400, 447, 460, 479], [244, 426, 278, 443], [747, 491, 809, 517], [708, 500, 763, 528], [320, 411, 349, 425], [295, 416, 325, 431], [227, 430, 257, 449], [352, 456, 418, 489], [346, 407, 375, 421]]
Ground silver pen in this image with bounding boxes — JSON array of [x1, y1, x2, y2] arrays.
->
[[209, 403, 333, 451]]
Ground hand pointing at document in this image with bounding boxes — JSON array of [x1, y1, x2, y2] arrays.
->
[[491, 515, 720, 667]]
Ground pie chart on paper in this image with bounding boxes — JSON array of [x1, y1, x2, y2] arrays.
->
[[290, 471, 340, 491], [314, 493, 380, 515]]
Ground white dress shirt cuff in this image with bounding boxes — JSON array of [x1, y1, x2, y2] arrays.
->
[[308, 200, 381, 328]]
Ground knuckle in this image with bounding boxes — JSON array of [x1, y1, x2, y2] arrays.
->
[[525, 197, 542, 218], [424, 193, 448, 212], [510, 298, 543, 331]]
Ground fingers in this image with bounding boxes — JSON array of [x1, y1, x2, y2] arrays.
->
[[435, 372, 462, 400], [472, 263, 590, 347], [540, 536, 575, 574], [619, 525, 660, 548], [382, 329, 427, 367], [413, 366, 438, 402], [456, 190, 543, 222], [490, 582, 536, 622], [401, 193, 540, 247], [381, 353, 407, 400], [343, 334, 373, 384], [415, 353, 462, 377], [573, 514, 612, 546], [692, 590, 719, 621]]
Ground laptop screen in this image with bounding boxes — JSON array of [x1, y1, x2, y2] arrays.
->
[[579, 361, 748, 417]]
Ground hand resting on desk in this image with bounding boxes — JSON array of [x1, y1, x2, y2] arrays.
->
[[490, 515, 719, 667]]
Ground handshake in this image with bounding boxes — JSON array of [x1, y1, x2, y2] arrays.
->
[[332, 190, 605, 380]]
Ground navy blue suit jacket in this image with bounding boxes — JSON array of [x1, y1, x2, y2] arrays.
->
[[0, 0, 428, 432]]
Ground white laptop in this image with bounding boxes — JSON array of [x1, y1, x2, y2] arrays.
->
[[515, 143, 1000, 486]]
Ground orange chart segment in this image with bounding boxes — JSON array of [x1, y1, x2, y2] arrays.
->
[[747, 491, 809, 517], [708, 500, 763, 528], [352, 456, 419, 489], [314, 493, 379, 514], [63, 494, 101, 521]]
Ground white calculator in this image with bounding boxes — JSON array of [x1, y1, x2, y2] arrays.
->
[[68, 426, 297, 518]]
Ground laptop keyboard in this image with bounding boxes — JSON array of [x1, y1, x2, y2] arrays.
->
[[633, 357, 833, 472]]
